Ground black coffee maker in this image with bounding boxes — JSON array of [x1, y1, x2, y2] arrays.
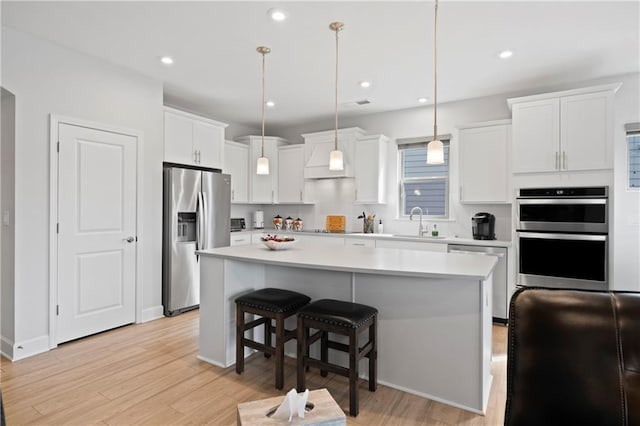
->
[[472, 212, 496, 240]]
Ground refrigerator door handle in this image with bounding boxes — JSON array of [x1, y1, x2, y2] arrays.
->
[[202, 191, 209, 250], [196, 191, 205, 253]]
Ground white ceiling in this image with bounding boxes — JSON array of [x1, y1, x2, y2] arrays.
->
[[2, 1, 638, 129]]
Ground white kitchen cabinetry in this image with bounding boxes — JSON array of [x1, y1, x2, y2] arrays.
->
[[354, 134, 389, 204], [374, 238, 447, 252], [458, 121, 511, 204], [164, 107, 228, 169], [235, 136, 288, 204], [345, 237, 376, 248], [224, 141, 249, 203], [278, 144, 309, 204], [508, 84, 618, 173], [301, 235, 345, 246], [230, 232, 251, 246]]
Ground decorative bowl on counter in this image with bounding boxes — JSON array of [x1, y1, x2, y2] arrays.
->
[[261, 235, 297, 251]]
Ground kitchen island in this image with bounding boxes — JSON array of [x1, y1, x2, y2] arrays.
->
[[196, 242, 497, 414]]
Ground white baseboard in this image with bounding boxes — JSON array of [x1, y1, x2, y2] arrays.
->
[[140, 305, 164, 323], [8, 335, 50, 361]]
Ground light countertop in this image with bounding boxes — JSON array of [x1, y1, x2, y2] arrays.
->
[[197, 241, 497, 280], [234, 229, 512, 248]]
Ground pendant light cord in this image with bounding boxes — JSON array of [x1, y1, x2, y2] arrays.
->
[[433, 0, 438, 140], [334, 25, 340, 151], [261, 50, 266, 157]]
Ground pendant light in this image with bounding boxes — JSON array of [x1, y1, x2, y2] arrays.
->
[[329, 22, 344, 171], [426, 0, 444, 165], [256, 46, 271, 175]]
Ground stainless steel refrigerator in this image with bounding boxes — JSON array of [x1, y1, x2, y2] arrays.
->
[[162, 162, 231, 316]]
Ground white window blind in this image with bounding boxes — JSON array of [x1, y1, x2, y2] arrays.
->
[[397, 136, 451, 217]]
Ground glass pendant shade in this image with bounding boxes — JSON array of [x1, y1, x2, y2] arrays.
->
[[426, 139, 444, 164], [256, 156, 270, 175], [329, 149, 344, 171]]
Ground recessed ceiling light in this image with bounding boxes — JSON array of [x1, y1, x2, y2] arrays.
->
[[359, 81, 371, 88], [498, 50, 513, 59], [160, 56, 174, 65], [268, 8, 288, 22], [266, 100, 275, 108], [418, 97, 428, 103]]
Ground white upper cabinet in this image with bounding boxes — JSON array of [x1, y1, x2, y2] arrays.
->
[[224, 140, 249, 203], [508, 84, 618, 173], [354, 134, 389, 204], [164, 107, 228, 169], [278, 144, 309, 204], [235, 135, 288, 204], [458, 121, 511, 204]]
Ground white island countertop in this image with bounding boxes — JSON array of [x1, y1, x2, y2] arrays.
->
[[197, 241, 497, 280]]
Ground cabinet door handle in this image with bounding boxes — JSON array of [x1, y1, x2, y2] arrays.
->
[[194, 150, 198, 164], [352, 243, 366, 246], [300, 191, 303, 202], [271, 190, 274, 203], [231, 189, 235, 201], [460, 186, 463, 201], [562, 151, 566, 170], [555, 151, 559, 170]]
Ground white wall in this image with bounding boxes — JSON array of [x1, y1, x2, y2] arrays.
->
[[1, 88, 16, 356], [1, 27, 165, 357]]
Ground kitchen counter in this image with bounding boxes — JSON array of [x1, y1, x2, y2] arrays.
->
[[199, 242, 496, 280], [197, 242, 495, 414], [244, 229, 512, 248]]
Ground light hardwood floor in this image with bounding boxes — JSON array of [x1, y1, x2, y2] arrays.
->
[[1, 310, 508, 425]]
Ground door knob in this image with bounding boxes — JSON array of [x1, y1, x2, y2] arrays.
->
[[123, 236, 135, 243]]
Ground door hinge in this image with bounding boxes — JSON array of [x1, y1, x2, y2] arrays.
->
[[56, 305, 59, 316], [57, 141, 60, 153], [56, 223, 59, 234]]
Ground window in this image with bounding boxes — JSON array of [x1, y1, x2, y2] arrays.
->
[[626, 123, 640, 190], [398, 139, 450, 217]]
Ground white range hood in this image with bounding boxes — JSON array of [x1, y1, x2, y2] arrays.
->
[[302, 127, 365, 179], [304, 141, 353, 179]]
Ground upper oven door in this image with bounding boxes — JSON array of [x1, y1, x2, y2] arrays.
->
[[516, 198, 608, 233]]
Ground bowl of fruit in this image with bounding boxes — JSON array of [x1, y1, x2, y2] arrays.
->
[[260, 235, 297, 251]]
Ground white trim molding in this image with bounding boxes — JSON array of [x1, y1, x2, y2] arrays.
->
[[4, 335, 50, 361], [141, 306, 165, 323], [49, 114, 144, 350]]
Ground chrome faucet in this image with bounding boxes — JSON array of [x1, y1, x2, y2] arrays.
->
[[409, 207, 424, 236]]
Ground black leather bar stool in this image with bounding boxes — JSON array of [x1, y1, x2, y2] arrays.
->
[[296, 299, 378, 417], [235, 288, 311, 390]]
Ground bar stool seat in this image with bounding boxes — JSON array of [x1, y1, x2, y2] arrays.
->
[[236, 288, 311, 390], [296, 299, 378, 417]]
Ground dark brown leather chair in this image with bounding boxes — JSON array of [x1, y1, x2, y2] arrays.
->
[[505, 287, 640, 426]]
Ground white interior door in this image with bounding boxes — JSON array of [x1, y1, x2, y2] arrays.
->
[[57, 123, 137, 344]]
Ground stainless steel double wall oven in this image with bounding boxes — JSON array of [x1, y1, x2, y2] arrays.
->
[[516, 186, 609, 290]]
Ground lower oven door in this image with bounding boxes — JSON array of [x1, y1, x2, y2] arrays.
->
[[517, 231, 608, 290]]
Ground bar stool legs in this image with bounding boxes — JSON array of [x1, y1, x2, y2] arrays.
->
[[296, 299, 378, 417], [234, 288, 311, 390]]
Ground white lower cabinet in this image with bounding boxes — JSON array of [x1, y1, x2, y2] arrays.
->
[[345, 238, 376, 248], [374, 239, 447, 252], [294, 234, 345, 246], [230, 233, 252, 246]]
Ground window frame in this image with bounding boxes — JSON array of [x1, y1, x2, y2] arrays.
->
[[397, 137, 451, 219], [626, 123, 640, 191]]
